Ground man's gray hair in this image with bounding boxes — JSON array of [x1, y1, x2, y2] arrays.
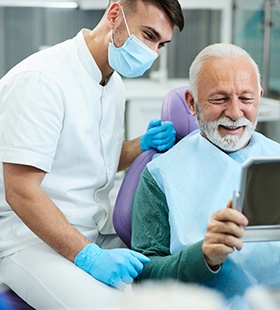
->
[[188, 43, 262, 102]]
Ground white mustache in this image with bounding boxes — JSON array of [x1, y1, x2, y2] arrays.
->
[[217, 117, 251, 128]]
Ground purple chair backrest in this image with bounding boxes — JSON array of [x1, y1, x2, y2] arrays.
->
[[0, 288, 34, 309], [113, 86, 198, 248]]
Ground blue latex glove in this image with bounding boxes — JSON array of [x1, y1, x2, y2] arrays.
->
[[140, 118, 176, 152], [74, 244, 150, 290]]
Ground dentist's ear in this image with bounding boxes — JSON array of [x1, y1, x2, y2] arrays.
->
[[185, 90, 196, 116], [106, 2, 122, 29]]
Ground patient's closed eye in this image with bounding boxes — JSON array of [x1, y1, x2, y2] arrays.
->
[[240, 97, 254, 104], [209, 97, 228, 104]]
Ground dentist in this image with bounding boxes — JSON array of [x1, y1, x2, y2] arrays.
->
[[0, 0, 184, 309]]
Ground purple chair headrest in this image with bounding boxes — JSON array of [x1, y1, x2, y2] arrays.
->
[[161, 86, 198, 140]]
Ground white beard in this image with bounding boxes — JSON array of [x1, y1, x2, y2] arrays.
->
[[196, 114, 257, 152]]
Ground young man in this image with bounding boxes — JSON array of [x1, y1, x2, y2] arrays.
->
[[0, 0, 184, 308], [132, 43, 280, 309]]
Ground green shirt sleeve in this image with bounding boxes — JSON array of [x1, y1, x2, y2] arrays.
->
[[131, 167, 216, 283]]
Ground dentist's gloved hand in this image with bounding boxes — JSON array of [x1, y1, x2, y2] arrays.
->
[[140, 118, 176, 152], [74, 243, 150, 290]]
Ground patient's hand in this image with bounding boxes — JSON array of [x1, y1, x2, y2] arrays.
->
[[202, 200, 248, 269]]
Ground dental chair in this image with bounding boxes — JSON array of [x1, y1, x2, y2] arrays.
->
[[113, 86, 198, 248], [0, 286, 34, 309]]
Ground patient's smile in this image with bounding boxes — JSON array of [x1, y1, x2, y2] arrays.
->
[[219, 125, 244, 135]]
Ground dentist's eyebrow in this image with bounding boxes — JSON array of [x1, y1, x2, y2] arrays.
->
[[144, 26, 171, 44]]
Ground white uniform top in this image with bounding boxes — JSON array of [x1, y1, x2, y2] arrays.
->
[[0, 29, 126, 258]]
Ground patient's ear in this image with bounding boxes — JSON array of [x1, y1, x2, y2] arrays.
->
[[185, 90, 196, 116], [260, 87, 264, 99]]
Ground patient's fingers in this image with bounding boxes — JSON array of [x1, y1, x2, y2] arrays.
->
[[211, 208, 248, 227], [202, 207, 248, 267]]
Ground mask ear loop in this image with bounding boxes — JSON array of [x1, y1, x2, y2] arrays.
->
[[120, 6, 131, 37]]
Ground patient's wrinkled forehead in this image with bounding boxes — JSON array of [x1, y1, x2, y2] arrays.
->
[[197, 56, 259, 95]]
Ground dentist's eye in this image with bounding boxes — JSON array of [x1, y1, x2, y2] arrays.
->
[[144, 31, 154, 41]]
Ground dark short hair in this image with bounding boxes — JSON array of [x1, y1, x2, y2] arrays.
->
[[108, 0, 184, 31]]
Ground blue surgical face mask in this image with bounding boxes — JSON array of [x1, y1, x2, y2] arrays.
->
[[108, 7, 158, 78]]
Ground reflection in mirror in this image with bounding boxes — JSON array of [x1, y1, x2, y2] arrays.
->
[[243, 161, 280, 226]]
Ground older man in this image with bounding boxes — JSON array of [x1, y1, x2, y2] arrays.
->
[[131, 43, 280, 309]]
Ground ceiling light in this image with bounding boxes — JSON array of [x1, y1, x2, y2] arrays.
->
[[0, 0, 78, 8]]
